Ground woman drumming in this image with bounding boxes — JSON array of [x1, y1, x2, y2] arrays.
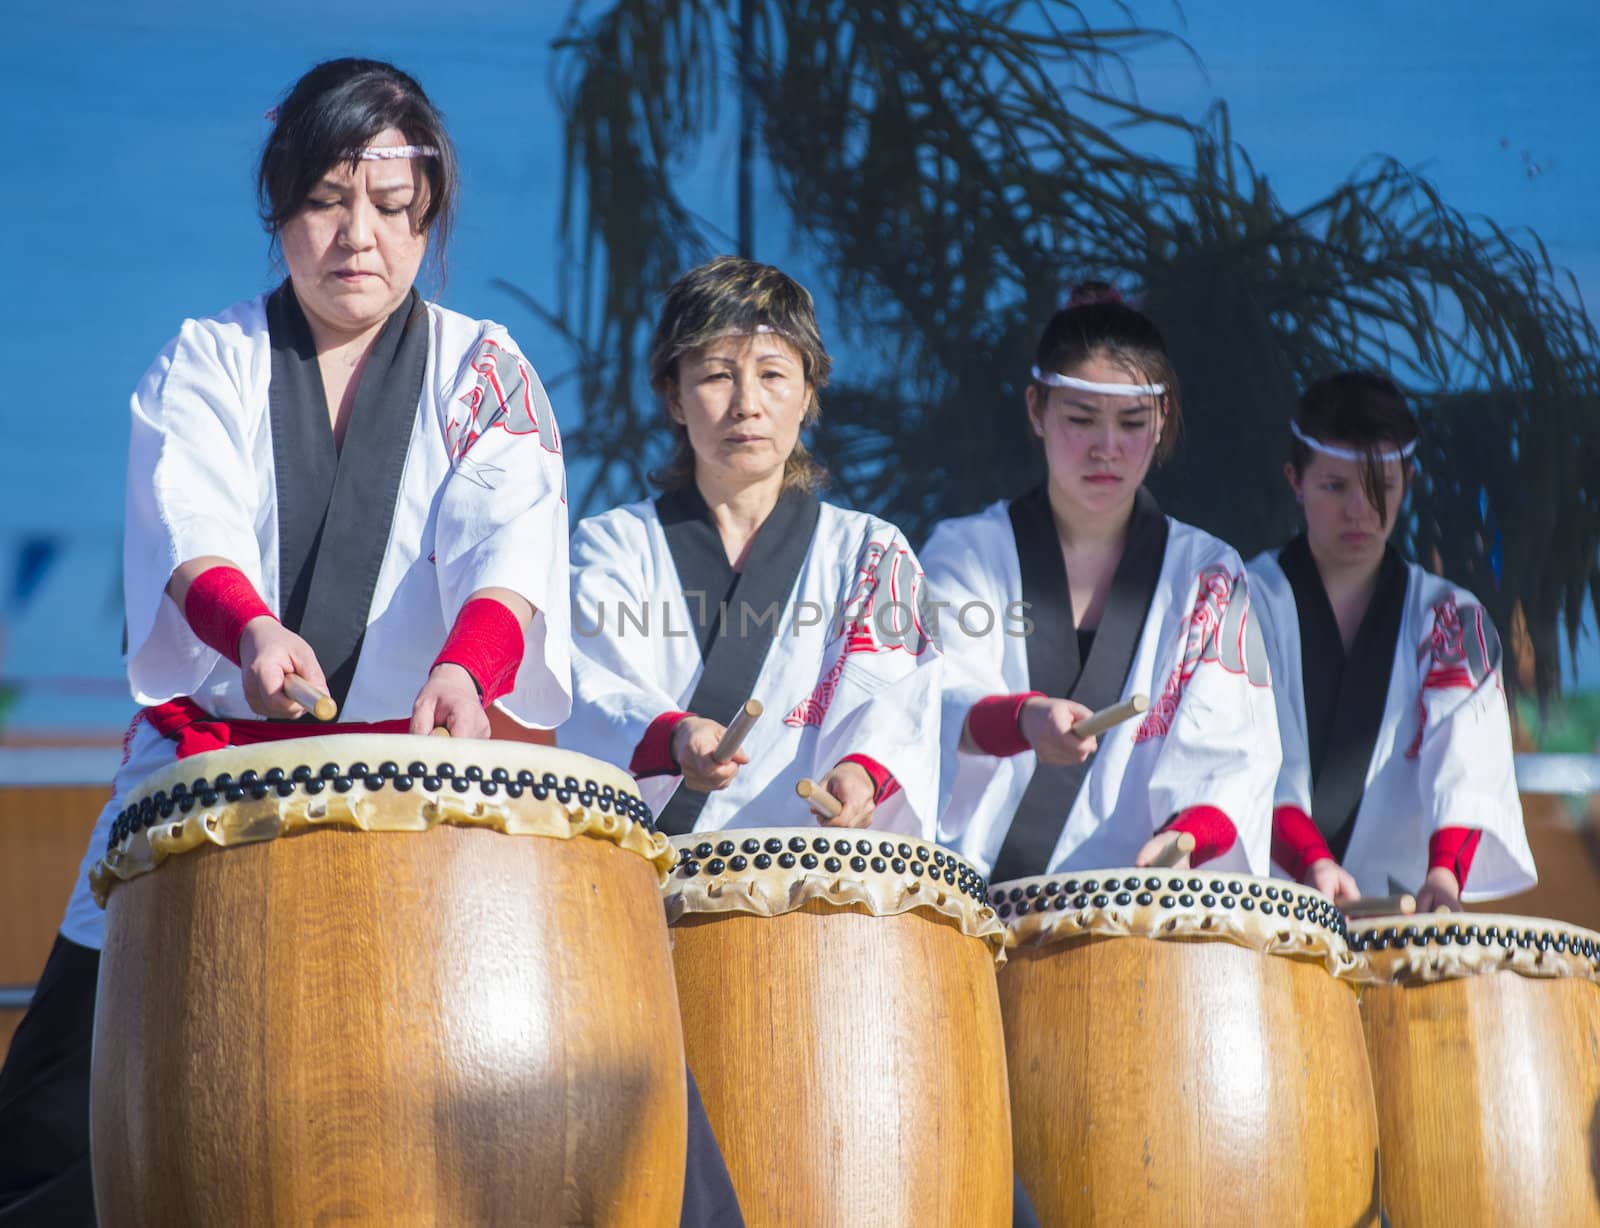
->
[[1247, 371, 1536, 910], [0, 59, 576, 1224], [925, 285, 1280, 883], [564, 256, 942, 838]]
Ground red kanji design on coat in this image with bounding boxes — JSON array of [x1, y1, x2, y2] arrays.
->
[[836, 540, 932, 659], [783, 538, 931, 729], [447, 338, 562, 462], [1406, 594, 1495, 758], [1134, 566, 1264, 742], [785, 652, 847, 728]]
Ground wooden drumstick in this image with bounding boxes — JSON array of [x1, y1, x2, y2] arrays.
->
[[1151, 830, 1196, 868], [713, 700, 763, 763], [284, 674, 337, 722], [796, 777, 842, 820], [1342, 894, 1417, 919], [430, 727, 452, 737], [1072, 693, 1149, 738]]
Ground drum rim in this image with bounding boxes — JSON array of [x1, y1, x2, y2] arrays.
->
[[1347, 912, 1600, 986], [663, 828, 1007, 961], [91, 735, 669, 905], [987, 867, 1363, 982]]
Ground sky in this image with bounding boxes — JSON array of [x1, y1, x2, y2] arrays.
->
[[2, 0, 1596, 732]]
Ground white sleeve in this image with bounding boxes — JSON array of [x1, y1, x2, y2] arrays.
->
[[124, 320, 268, 704], [805, 530, 945, 838], [433, 330, 572, 728], [1410, 597, 1536, 898], [565, 516, 687, 765], [919, 518, 1019, 819], [1244, 565, 1316, 814], [1144, 568, 1281, 873]]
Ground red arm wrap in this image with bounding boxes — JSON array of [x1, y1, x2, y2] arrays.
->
[[838, 753, 902, 804], [432, 597, 526, 704], [631, 712, 692, 778], [1429, 826, 1482, 889], [1272, 804, 1337, 883], [1164, 805, 1238, 867], [966, 692, 1046, 758], [183, 566, 275, 666]]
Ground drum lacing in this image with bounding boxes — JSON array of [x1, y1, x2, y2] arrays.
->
[[108, 759, 655, 856], [674, 834, 990, 907]]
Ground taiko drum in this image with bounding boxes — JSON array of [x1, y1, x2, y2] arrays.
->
[[992, 869, 1381, 1227], [665, 829, 1013, 1227], [89, 735, 687, 1228], [1350, 912, 1600, 1227]]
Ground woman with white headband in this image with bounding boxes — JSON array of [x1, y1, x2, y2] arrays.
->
[[1246, 371, 1535, 910], [564, 256, 942, 838], [0, 57, 583, 1225], [923, 284, 1279, 882]]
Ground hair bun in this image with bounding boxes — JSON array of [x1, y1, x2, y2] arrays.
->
[[1066, 280, 1125, 308]]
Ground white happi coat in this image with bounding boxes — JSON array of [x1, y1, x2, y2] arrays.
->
[[59, 292, 572, 950], [1248, 550, 1536, 901], [564, 500, 943, 835], [925, 501, 1281, 878]]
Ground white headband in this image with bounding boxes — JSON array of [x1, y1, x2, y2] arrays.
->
[[1030, 366, 1165, 397], [665, 323, 796, 366], [261, 105, 438, 161], [1289, 420, 1417, 463], [358, 144, 439, 161]]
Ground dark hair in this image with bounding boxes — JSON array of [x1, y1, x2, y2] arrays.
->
[[1031, 282, 1182, 463], [257, 58, 458, 275], [647, 255, 832, 493], [1290, 371, 1420, 524]]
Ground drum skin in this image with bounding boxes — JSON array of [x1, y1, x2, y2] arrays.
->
[[1353, 918, 1600, 1226], [995, 876, 1380, 1228], [670, 881, 1012, 1226], [92, 824, 686, 1227]]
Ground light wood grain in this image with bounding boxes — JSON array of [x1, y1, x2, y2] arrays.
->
[[1343, 894, 1417, 919], [672, 900, 1013, 1227], [1360, 970, 1600, 1226], [92, 825, 687, 1227], [712, 700, 762, 763], [0, 786, 108, 987], [282, 674, 336, 722], [1000, 935, 1380, 1226], [1151, 830, 1195, 868], [794, 777, 841, 820], [1071, 693, 1149, 738]]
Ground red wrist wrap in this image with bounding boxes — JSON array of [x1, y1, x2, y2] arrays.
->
[[1272, 805, 1336, 883], [967, 692, 1045, 758], [631, 712, 692, 778], [183, 566, 275, 666], [838, 753, 901, 803], [1429, 826, 1482, 889], [432, 598, 525, 704], [1164, 805, 1238, 867]]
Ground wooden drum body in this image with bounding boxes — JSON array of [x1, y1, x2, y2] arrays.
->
[[89, 735, 687, 1228], [1350, 914, 1600, 1226], [993, 871, 1380, 1227], [665, 830, 1013, 1227]]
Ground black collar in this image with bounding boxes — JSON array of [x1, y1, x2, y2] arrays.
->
[[652, 482, 822, 834], [1278, 534, 1408, 859], [266, 281, 429, 714], [990, 485, 1169, 883]]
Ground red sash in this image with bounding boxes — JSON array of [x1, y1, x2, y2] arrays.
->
[[142, 696, 410, 761]]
